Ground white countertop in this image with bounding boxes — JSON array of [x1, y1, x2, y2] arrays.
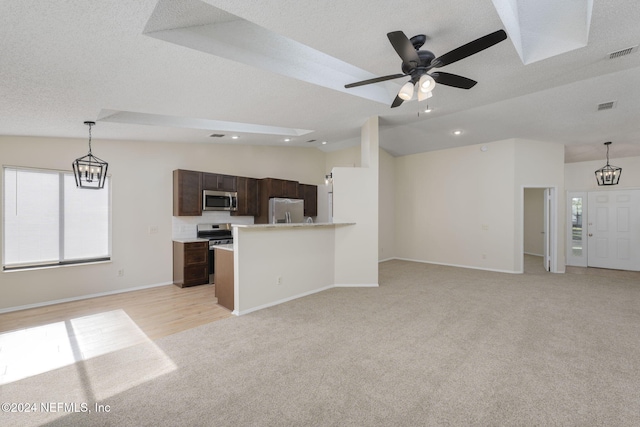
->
[[233, 222, 355, 229], [172, 238, 209, 243], [211, 244, 233, 251]]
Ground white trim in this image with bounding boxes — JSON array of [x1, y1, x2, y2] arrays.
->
[[391, 257, 520, 274], [333, 283, 378, 287], [233, 285, 334, 316], [0, 281, 173, 314], [524, 251, 544, 257], [378, 257, 395, 263]]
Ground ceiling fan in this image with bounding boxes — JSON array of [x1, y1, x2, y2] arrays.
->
[[345, 29, 508, 108]]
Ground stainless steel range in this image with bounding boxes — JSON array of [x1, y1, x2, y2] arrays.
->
[[196, 223, 233, 281]]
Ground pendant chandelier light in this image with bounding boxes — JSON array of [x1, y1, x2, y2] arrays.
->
[[72, 121, 108, 189], [594, 141, 621, 186]]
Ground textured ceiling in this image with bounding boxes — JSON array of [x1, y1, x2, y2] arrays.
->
[[1, 0, 639, 162]]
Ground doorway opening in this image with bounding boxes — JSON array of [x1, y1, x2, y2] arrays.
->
[[523, 187, 557, 273]]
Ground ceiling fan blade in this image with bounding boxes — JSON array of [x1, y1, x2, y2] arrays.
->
[[431, 72, 477, 89], [391, 95, 404, 108], [430, 29, 507, 68], [387, 31, 420, 67], [344, 73, 407, 88]]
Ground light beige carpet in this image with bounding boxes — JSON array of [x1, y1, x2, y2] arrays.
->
[[3, 258, 639, 426]]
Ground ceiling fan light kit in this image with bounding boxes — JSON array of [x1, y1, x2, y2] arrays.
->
[[595, 141, 622, 186], [345, 29, 507, 108], [399, 82, 415, 100], [419, 74, 436, 92], [418, 89, 433, 102]]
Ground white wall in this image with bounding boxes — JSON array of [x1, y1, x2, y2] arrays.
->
[[324, 145, 361, 173], [394, 139, 565, 273], [324, 144, 394, 262], [333, 117, 379, 286], [565, 156, 640, 191], [378, 148, 396, 260], [0, 136, 325, 311], [233, 225, 336, 315], [395, 140, 516, 272], [513, 139, 566, 272]]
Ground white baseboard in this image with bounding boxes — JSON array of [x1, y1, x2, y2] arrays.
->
[[233, 285, 335, 316], [0, 281, 174, 314], [524, 252, 544, 257], [390, 257, 520, 274], [333, 283, 379, 287]]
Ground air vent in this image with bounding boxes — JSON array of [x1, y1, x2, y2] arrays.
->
[[608, 45, 638, 59], [306, 139, 317, 143], [209, 133, 225, 138], [597, 101, 617, 111]]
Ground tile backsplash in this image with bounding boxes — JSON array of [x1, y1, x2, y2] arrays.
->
[[172, 211, 254, 239]]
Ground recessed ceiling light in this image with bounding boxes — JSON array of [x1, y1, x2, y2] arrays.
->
[[231, 135, 239, 139], [424, 108, 432, 113], [322, 141, 327, 145], [453, 130, 463, 136], [284, 138, 290, 142]]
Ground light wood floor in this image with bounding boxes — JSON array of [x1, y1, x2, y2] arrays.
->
[[0, 284, 232, 385], [0, 284, 233, 339]]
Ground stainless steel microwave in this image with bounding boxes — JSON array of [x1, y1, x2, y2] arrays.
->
[[203, 190, 237, 211]]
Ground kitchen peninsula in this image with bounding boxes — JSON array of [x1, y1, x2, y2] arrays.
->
[[230, 222, 354, 315]]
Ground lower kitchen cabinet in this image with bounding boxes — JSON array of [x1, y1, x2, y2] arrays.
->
[[173, 241, 209, 287], [214, 248, 234, 311]]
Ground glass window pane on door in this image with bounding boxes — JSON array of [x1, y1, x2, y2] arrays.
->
[[571, 197, 583, 256]]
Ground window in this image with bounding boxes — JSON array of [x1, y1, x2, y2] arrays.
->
[[3, 166, 111, 270]]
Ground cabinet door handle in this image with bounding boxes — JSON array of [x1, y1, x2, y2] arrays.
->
[[588, 233, 593, 237]]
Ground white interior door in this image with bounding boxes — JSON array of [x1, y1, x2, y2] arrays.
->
[[587, 190, 640, 271]]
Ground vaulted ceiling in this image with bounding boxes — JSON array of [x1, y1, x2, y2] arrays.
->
[[1, 0, 639, 162]]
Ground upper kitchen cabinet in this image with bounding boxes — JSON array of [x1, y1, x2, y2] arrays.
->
[[232, 176, 259, 217], [173, 169, 202, 216], [255, 178, 298, 223], [202, 172, 237, 192], [261, 178, 299, 198], [299, 184, 318, 217]]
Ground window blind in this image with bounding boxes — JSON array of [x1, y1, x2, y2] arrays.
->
[[3, 166, 111, 270]]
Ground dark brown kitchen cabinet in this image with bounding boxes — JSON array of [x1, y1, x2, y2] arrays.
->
[[232, 176, 259, 216], [256, 178, 297, 223], [173, 169, 202, 216], [299, 184, 318, 217], [261, 178, 299, 198], [173, 241, 209, 287], [202, 172, 237, 192]]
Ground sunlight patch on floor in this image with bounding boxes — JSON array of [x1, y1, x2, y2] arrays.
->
[[0, 309, 176, 388]]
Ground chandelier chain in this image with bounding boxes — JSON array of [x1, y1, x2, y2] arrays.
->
[[87, 122, 93, 154]]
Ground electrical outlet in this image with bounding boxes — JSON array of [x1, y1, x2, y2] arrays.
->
[[149, 225, 159, 234], [118, 269, 125, 277], [482, 254, 487, 260], [276, 276, 282, 285]]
